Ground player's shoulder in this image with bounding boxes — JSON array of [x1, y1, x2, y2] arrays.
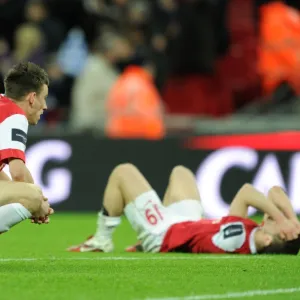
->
[[0, 95, 26, 123], [220, 215, 259, 227], [212, 216, 258, 253]]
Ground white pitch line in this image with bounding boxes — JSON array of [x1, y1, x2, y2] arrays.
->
[[62, 256, 276, 261], [0, 258, 37, 262], [144, 287, 300, 300], [0, 255, 278, 262]]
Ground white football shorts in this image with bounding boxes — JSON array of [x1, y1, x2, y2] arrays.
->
[[124, 190, 204, 252]]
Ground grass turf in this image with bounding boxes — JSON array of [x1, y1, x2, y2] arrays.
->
[[0, 213, 299, 300]]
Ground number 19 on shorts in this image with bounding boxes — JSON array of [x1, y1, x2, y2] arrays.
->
[[145, 201, 164, 225]]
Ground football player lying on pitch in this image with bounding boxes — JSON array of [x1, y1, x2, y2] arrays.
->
[[68, 164, 300, 255]]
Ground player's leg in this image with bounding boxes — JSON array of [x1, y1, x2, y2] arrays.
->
[[0, 180, 47, 233], [96, 163, 154, 250], [126, 165, 204, 252], [162, 165, 204, 220], [0, 171, 11, 181], [102, 163, 153, 216], [68, 163, 159, 252]]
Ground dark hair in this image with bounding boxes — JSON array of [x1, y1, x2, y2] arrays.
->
[[4, 62, 49, 101], [259, 236, 300, 255]]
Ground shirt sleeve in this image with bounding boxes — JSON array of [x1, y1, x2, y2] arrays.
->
[[0, 114, 28, 163], [212, 221, 246, 252]]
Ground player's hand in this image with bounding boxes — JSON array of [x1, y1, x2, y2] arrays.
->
[[31, 198, 54, 225], [277, 219, 300, 241], [290, 218, 300, 232], [31, 208, 54, 224]]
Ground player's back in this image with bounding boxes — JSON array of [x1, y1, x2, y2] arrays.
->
[[0, 94, 28, 170], [0, 94, 25, 120], [160, 216, 259, 254], [0, 95, 11, 115]]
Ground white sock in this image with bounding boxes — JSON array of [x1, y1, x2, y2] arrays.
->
[[0, 203, 31, 233], [94, 211, 121, 240]]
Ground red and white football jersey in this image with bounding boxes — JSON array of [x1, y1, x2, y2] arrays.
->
[[0, 95, 28, 171], [160, 216, 259, 254]]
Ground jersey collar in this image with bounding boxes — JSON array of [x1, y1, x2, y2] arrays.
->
[[249, 227, 259, 254]]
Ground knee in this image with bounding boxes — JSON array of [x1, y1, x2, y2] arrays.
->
[[268, 186, 286, 197], [112, 163, 138, 179], [170, 165, 193, 179]]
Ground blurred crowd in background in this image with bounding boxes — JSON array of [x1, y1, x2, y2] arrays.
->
[[1, 0, 300, 138]]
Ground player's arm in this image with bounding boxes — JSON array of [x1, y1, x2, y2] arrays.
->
[[229, 184, 300, 240], [0, 166, 33, 183], [229, 184, 286, 223], [0, 114, 33, 183], [265, 186, 298, 222], [8, 159, 34, 183]]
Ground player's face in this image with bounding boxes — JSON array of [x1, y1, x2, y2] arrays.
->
[[254, 228, 275, 251], [261, 220, 286, 243], [27, 84, 48, 125], [262, 219, 279, 236], [255, 228, 286, 254]]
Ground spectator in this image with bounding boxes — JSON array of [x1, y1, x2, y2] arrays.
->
[[69, 32, 133, 132], [14, 24, 45, 64], [0, 0, 26, 48], [151, 0, 178, 49], [126, 0, 149, 58], [25, 0, 65, 53], [170, 0, 216, 75], [42, 27, 89, 112], [105, 62, 165, 139], [0, 37, 10, 93], [1, 24, 45, 75], [150, 0, 179, 90], [258, 1, 300, 96], [83, 0, 129, 34]]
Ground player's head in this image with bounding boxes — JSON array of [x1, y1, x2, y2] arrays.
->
[[259, 234, 300, 255], [255, 227, 300, 255], [4, 62, 49, 125]]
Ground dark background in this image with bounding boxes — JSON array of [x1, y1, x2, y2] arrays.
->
[[25, 136, 296, 212]]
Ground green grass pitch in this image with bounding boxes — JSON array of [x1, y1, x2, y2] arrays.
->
[[0, 213, 300, 300]]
